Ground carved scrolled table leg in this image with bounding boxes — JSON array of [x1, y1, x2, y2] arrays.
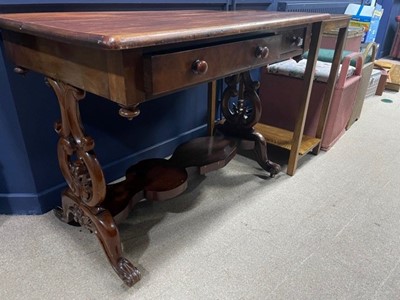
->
[[216, 71, 281, 177], [47, 78, 141, 286]]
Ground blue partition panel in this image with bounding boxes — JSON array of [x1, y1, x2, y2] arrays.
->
[[0, 0, 229, 12], [277, 0, 360, 13], [229, 0, 273, 10], [375, 0, 400, 58]]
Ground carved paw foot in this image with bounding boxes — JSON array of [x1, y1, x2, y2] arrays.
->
[[265, 160, 281, 178], [116, 257, 141, 287]]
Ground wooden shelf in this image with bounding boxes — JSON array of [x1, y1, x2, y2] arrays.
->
[[254, 123, 321, 156]]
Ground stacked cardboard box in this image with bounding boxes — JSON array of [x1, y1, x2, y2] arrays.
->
[[345, 1, 383, 43]]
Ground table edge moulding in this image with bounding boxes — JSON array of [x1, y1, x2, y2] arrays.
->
[[0, 10, 349, 286]]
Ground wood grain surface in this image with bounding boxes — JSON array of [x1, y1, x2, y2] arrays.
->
[[0, 10, 330, 49]]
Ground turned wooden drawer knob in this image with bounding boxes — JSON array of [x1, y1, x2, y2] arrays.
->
[[255, 46, 269, 59], [191, 59, 208, 75], [292, 36, 304, 47]]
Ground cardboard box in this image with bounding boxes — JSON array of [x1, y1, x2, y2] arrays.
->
[[345, 3, 383, 43]]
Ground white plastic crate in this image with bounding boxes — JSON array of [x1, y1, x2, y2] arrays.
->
[[365, 69, 381, 98]]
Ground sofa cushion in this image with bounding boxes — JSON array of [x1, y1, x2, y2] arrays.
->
[[302, 48, 373, 66], [267, 59, 356, 83]]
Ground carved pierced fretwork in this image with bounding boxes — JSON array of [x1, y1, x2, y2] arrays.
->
[[47, 78, 106, 207], [70, 204, 95, 232], [218, 71, 281, 177], [221, 71, 261, 129]]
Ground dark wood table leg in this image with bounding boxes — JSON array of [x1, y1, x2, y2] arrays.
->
[[216, 71, 281, 177], [47, 78, 141, 286]]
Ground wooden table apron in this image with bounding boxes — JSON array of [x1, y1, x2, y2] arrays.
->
[[0, 10, 333, 286]]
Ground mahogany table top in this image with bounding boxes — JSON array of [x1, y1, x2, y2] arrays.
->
[[0, 10, 330, 49]]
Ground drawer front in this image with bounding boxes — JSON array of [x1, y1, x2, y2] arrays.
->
[[280, 27, 307, 55], [144, 35, 283, 97]]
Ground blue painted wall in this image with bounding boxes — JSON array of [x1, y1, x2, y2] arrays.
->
[[1, 42, 63, 214], [0, 40, 40, 214]]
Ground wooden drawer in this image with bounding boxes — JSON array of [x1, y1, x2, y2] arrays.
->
[[144, 34, 284, 97], [280, 27, 308, 55]]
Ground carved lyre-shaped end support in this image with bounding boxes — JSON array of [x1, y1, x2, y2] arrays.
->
[[218, 71, 281, 177], [221, 72, 261, 129], [47, 78, 141, 286], [47, 78, 106, 207]]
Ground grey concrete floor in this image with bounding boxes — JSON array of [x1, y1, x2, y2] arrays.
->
[[1, 90, 399, 299]]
